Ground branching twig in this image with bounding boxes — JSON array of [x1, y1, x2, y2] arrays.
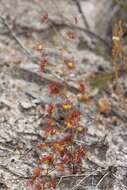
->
[[70, 169, 100, 190]]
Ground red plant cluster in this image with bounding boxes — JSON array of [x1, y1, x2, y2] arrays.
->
[[67, 31, 77, 39], [29, 9, 87, 190], [40, 58, 48, 72], [48, 82, 63, 95], [41, 12, 48, 23], [29, 100, 87, 190]]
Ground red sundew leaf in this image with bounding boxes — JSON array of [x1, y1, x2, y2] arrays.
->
[[40, 58, 48, 72], [34, 182, 43, 190], [73, 152, 82, 164], [75, 157, 82, 164], [62, 102, 73, 111], [69, 116, 82, 128], [64, 59, 76, 70], [50, 178, 57, 189], [66, 120, 75, 129], [59, 135, 73, 146], [79, 83, 86, 94], [34, 167, 42, 177], [71, 110, 81, 120], [41, 12, 48, 23], [67, 31, 77, 39], [47, 119, 56, 127], [37, 143, 48, 149], [77, 147, 86, 159], [49, 82, 62, 95], [36, 43, 44, 52], [77, 126, 86, 133], [63, 155, 70, 164], [30, 169, 41, 184], [40, 154, 54, 165], [67, 111, 81, 128], [66, 114, 80, 128], [46, 127, 58, 136], [53, 143, 65, 156], [47, 104, 55, 116], [63, 154, 72, 164], [73, 148, 86, 166], [57, 163, 65, 173], [79, 83, 91, 94]]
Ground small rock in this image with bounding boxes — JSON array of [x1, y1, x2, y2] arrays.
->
[[19, 100, 34, 110], [98, 65, 105, 72], [98, 98, 111, 114], [0, 182, 8, 190], [124, 90, 127, 98]]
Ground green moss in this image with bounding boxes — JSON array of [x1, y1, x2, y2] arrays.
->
[[88, 73, 113, 89]]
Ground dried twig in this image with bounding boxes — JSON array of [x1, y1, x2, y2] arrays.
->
[[70, 169, 100, 190], [96, 172, 109, 188]]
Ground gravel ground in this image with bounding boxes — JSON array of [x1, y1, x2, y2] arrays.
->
[[0, 0, 127, 190]]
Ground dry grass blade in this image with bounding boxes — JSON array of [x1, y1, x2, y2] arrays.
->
[[112, 20, 124, 81]]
